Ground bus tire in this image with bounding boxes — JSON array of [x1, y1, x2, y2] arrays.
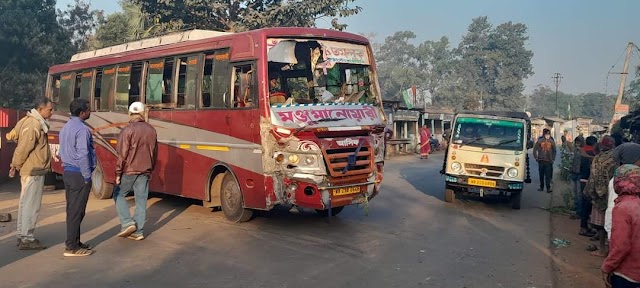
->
[[91, 163, 113, 199], [220, 172, 253, 223], [316, 206, 345, 217], [445, 189, 455, 203], [511, 190, 522, 210]]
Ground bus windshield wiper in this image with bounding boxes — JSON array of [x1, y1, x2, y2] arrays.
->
[[316, 117, 346, 122], [459, 137, 483, 147], [483, 138, 520, 150]]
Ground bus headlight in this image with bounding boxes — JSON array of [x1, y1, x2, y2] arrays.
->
[[507, 167, 518, 178], [288, 154, 300, 164], [451, 162, 462, 172]]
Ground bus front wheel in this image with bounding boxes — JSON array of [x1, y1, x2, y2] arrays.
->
[[220, 172, 253, 223], [91, 163, 113, 199]]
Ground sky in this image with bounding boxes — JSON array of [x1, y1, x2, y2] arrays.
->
[[57, 0, 640, 95]]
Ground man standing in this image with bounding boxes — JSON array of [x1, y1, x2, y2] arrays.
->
[[533, 128, 557, 193], [113, 102, 157, 241], [10, 97, 53, 250], [59, 99, 95, 257]]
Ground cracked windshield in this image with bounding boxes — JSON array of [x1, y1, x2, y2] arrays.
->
[[267, 39, 378, 106]]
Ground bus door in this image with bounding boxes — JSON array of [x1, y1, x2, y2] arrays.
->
[[226, 61, 265, 209]]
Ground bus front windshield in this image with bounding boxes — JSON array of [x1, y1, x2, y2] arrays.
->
[[452, 117, 525, 151], [266, 38, 379, 106]]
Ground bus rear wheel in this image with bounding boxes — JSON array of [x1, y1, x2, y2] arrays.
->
[[91, 163, 113, 199], [220, 172, 253, 223]]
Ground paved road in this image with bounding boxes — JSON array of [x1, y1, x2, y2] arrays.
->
[[0, 153, 554, 288]]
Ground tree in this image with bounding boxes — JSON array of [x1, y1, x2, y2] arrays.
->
[[415, 36, 455, 106], [627, 65, 640, 111], [374, 31, 422, 101], [577, 92, 615, 122], [0, 0, 75, 108], [57, 0, 105, 51], [91, 1, 160, 49], [454, 17, 533, 111], [130, 0, 362, 32]]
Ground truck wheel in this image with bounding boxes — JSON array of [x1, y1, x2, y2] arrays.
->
[[511, 190, 522, 210], [91, 163, 113, 199], [316, 206, 345, 217], [445, 189, 455, 203], [220, 172, 253, 223]]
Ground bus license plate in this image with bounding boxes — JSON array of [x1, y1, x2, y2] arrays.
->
[[468, 178, 497, 188], [332, 186, 362, 196]]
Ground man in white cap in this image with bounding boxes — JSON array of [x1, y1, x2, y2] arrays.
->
[[113, 102, 157, 240]]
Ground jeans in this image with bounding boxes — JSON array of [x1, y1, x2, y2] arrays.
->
[[62, 171, 91, 250], [17, 175, 44, 241], [610, 274, 640, 288], [113, 174, 150, 235], [538, 161, 553, 190]]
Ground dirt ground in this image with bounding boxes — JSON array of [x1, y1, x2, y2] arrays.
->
[[549, 174, 604, 288]]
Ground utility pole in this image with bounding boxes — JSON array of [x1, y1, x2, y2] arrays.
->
[[608, 42, 634, 133], [552, 73, 563, 118]]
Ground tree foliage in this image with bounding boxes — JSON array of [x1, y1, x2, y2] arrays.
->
[[90, 1, 160, 49], [373, 17, 534, 112], [0, 0, 74, 108], [129, 0, 362, 32], [57, 0, 105, 51], [526, 85, 616, 122]]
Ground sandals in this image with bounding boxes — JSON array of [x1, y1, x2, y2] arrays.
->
[[586, 244, 598, 252], [579, 230, 597, 237]]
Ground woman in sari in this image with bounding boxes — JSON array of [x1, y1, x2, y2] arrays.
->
[[420, 126, 431, 159]]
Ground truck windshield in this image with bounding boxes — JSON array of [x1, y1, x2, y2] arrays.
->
[[452, 117, 524, 151]]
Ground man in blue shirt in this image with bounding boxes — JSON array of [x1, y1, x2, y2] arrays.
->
[[59, 99, 95, 257]]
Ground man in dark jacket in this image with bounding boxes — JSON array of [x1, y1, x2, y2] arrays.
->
[[578, 136, 597, 237], [533, 128, 557, 193], [113, 102, 158, 241]]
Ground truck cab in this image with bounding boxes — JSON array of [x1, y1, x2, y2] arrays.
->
[[443, 111, 533, 209]]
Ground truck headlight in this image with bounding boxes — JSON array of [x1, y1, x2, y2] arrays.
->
[[451, 162, 462, 172], [507, 167, 518, 178]]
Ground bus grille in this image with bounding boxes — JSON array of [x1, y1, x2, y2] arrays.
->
[[322, 145, 374, 178]]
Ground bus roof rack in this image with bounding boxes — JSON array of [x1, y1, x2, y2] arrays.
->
[[70, 29, 232, 62]]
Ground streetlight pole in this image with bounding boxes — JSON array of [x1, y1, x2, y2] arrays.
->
[[552, 73, 563, 118]]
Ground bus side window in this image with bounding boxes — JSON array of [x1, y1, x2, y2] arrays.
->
[[58, 73, 74, 111], [74, 73, 82, 99], [80, 70, 93, 102], [202, 50, 230, 108], [162, 58, 174, 106], [146, 59, 164, 105], [231, 63, 255, 109], [212, 50, 230, 108], [50, 74, 61, 104], [176, 55, 199, 109], [115, 64, 132, 111], [129, 63, 143, 106], [93, 68, 102, 110], [100, 66, 116, 111]]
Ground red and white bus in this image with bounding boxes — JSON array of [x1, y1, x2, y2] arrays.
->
[[45, 27, 386, 222]]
